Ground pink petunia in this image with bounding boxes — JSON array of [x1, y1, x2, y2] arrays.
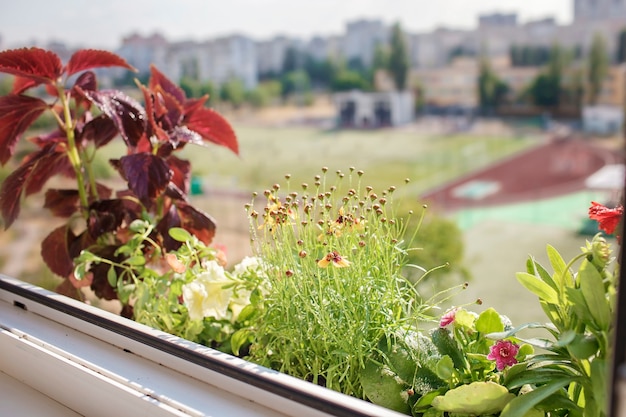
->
[[487, 340, 519, 371], [439, 308, 457, 328]]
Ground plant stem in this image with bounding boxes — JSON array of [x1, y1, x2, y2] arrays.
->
[[58, 86, 89, 217]]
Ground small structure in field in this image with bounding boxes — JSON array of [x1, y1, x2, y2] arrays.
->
[[333, 90, 414, 128], [582, 105, 624, 136]]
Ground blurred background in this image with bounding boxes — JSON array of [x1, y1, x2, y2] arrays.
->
[[0, 0, 623, 324]]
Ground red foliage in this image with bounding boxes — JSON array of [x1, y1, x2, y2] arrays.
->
[[0, 46, 238, 302]]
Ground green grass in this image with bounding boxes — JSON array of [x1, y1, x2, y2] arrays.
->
[[173, 125, 538, 197]]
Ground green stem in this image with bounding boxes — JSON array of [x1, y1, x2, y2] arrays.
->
[[58, 86, 89, 217]]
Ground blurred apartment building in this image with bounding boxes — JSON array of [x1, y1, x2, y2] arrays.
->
[[5, 0, 624, 121]]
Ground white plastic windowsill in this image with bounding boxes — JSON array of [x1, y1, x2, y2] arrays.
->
[[0, 276, 404, 417]]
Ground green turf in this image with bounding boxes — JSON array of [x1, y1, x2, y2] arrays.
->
[[454, 190, 611, 231]]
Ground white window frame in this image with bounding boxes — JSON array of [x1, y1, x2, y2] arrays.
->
[[0, 275, 403, 417]]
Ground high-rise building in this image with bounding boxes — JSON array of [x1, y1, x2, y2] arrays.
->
[[574, 0, 626, 21]]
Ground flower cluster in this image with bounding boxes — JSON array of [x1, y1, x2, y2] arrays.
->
[[244, 168, 429, 398], [75, 223, 268, 354]]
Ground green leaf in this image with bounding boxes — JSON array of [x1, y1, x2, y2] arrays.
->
[[476, 307, 505, 334], [578, 260, 611, 331], [435, 355, 454, 381], [526, 256, 557, 291], [124, 255, 146, 266], [567, 334, 599, 360], [546, 244, 572, 289], [236, 304, 257, 322], [516, 272, 559, 304], [486, 322, 547, 340], [454, 309, 476, 330], [230, 329, 251, 356], [500, 378, 573, 417], [504, 369, 576, 390], [590, 359, 608, 411], [107, 266, 117, 287], [431, 381, 515, 415], [169, 227, 193, 242]]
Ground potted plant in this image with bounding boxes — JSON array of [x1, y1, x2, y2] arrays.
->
[[0, 46, 619, 416]]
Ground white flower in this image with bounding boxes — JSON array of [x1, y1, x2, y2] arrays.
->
[[182, 260, 233, 321], [233, 256, 265, 277]]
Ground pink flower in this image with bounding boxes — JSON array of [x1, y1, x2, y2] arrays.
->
[[439, 308, 457, 328], [487, 340, 519, 371]]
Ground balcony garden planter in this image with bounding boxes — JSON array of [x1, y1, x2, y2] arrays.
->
[[0, 275, 404, 417], [0, 46, 621, 417]]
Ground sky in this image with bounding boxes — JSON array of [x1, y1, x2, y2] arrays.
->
[[0, 0, 572, 50]]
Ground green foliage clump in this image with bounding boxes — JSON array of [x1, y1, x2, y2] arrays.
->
[[245, 168, 437, 398]]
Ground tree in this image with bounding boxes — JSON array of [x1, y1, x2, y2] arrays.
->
[[617, 28, 626, 63], [388, 22, 409, 91], [330, 69, 370, 92], [478, 56, 508, 113], [220, 78, 246, 108], [280, 70, 311, 99], [529, 73, 560, 107], [587, 32, 609, 105]]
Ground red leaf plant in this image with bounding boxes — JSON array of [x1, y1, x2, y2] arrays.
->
[[0, 47, 238, 312]]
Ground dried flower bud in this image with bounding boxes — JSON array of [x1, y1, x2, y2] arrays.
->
[[476, 298, 483, 305], [357, 170, 364, 176], [299, 250, 307, 258], [285, 174, 291, 179], [302, 183, 308, 189], [315, 175, 321, 180], [315, 181, 321, 186], [379, 198, 387, 205], [285, 270, 294, 277], [405, 178, 410, 184], [322, 167, 328, 173], [252, 191, 258, 197], [349, 166, 355, 172], [359, 240, 366, 247], [273, 183, 280, 191], [366, 186, 373, 192], [297, 239, 304, 246]]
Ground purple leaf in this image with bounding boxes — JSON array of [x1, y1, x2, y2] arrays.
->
[[79, 89, 146, 148], [41, 225, 74, 278], [0, 94, 49, 164], [113, 153, 172, 205]]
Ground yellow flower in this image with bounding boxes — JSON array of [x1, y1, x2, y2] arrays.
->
[[318, 251, 351, 268], [259, 194, 294, 232]]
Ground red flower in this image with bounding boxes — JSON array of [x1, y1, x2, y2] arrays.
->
[[487, 340, 519, 371], [589, 201, 623, 235]]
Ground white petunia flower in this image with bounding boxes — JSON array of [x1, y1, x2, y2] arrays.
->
[[182, 260, 234, 321]]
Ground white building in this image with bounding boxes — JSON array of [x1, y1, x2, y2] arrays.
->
[[333, 90, 414, 128], [342, 19, 389, 67], [574, 0, 626, 21], [256, 36, 302, 76], [582, 105, 624, 135], [116, 33, 169, 76]]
